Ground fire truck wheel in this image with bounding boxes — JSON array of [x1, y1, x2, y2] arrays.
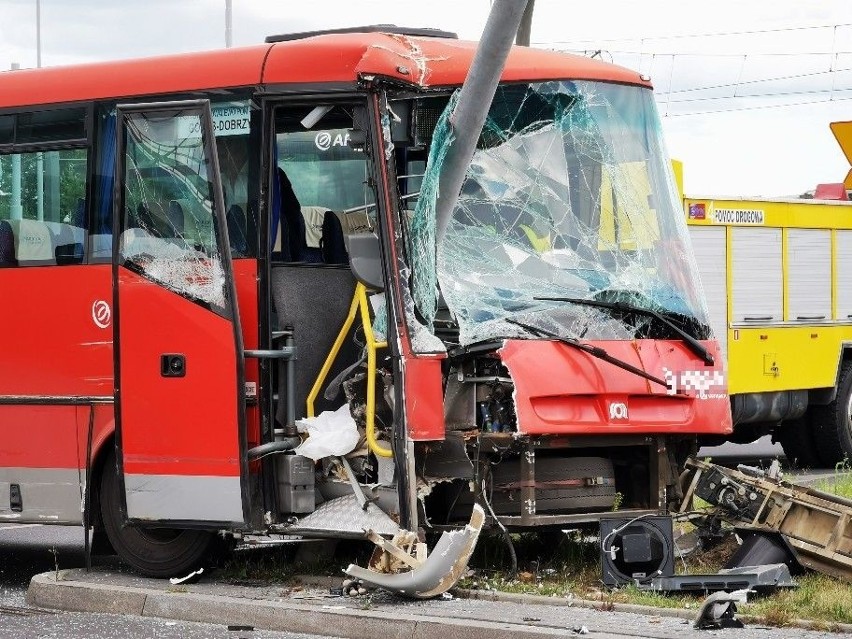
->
[[99, 451, 216, 578], [811, 360, 852, 467], [775, 418, 822, 469]]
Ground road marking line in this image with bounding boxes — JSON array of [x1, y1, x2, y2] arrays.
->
[[0, 523, 44, 531]]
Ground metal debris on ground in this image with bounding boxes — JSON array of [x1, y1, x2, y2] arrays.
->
[[680, 457, 852, 581], [169, 567, 205, 586], [344, 503, 485, 598], [693, 588, 750, 629]]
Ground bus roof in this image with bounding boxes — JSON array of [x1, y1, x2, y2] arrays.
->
[[0, 31, 649, 110]]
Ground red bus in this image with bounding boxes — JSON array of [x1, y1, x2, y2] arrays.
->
[[0, 26, 731, 579]]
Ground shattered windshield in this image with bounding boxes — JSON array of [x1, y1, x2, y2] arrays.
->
[[405, 80, 710, 348]]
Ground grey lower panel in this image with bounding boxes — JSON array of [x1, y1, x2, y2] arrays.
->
[[124, 474, 243, 523], [0, 467, 82, 524]]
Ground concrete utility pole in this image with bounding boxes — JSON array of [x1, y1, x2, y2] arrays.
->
[[36, 0, 42, 68], [434, 0, 530, 243], [515, 0, 535, 46], [225, 0, 233, 48]]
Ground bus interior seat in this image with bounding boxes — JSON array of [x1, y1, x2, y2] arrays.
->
[[68, 197, 86, 229], [55, 241, 84, 265], [273, 167, 304, 262], [134, 203, 159, 235], [321, 210, 348, 265], [227, 204, 248, 256], [0, 221, 17, 267], [8, 219, 55, 266], [299, 206, 328, 263], [48, 221, 84, 265], [166, 200, 186, 237], [271, 264, 359, 423], [90, 234, 113, 260]]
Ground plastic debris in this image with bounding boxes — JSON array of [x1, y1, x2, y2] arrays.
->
[[294, 404, 360, 461], [169, 567, 204, 585], [694, 588, 750, 630]]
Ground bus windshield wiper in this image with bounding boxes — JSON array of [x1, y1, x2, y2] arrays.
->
[[534, 296, 714, 366], [504, 318, 668, 388]]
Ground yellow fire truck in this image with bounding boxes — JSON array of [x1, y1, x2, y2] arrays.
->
[[683, 121, 852, 467]]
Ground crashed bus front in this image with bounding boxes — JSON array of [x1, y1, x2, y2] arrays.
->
[[382, 78, 732, 530]]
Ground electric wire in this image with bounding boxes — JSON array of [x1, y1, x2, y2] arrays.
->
[[664, 85, 852, 106], [537, 21, 852, 47], [663, 93, 852, 117], [560, 49, 852, 58], [655, 66, 852, 98]]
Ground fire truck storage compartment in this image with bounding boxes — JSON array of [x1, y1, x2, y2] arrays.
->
[[270, 264, 359, 423]]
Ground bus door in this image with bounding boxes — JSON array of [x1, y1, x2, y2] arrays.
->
[[113, 100, 248, 526]]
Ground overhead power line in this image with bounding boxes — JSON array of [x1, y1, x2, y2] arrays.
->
[[655, 67, 852, 97], [662, 93, 852, 118], [560, 49, 852, 58], [537, 21, 852, 46]]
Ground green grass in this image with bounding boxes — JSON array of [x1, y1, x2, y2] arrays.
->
[[218, 502, 852, 628], [742, 573, 852, 627], [460, 528, 852, 627], [815, 460, 852, 499]]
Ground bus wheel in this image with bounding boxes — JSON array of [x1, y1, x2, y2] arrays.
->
[[811, 361, 852, 468], [99, 451, 216, 578], [775, 418, 821, 469]]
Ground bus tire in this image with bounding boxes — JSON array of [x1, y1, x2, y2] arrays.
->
[[774, 418, 821, 469], [811, 361, 852, 467], [99, 450, 216, 578]]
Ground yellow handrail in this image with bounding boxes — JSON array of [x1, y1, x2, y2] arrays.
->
[[306, 282, 392, 458]]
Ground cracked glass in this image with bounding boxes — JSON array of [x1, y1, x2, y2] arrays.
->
[[121, 109, 229, 315], [407, 81, 710, 348]]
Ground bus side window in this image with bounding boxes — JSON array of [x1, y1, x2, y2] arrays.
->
[[91, 100, 256, 262], [0, 148, 88, 267], [272, 104, 375, 266]]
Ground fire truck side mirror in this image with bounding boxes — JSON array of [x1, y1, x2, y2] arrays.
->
[[346, 232, 384, 291]]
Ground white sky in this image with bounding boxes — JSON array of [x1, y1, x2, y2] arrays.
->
[[0, 0, 850, 197]]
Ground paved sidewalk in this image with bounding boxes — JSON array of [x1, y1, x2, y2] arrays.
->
[[27, 568, 848, 639]]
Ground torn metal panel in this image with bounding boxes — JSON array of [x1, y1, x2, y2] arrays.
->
[[363, 34, 448, 87], [682, 457, 852, 581], [407, 81, 710, 349], [344, 503, 485, 598], [420, 433, 475, 481], [641, 564, 796, 594]]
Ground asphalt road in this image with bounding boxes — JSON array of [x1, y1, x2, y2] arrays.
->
[[0, 524, 333, 638]]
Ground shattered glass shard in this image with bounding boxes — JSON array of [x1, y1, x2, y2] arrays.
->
[[121, 109, 230, 316], [407, 80, 710, 348]]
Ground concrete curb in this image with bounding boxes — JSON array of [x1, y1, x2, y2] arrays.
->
[[453, 587, 852, 633], [27, 570, 852, 636], [270, 575, 852, 634], [26, 571, 579, 639]]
